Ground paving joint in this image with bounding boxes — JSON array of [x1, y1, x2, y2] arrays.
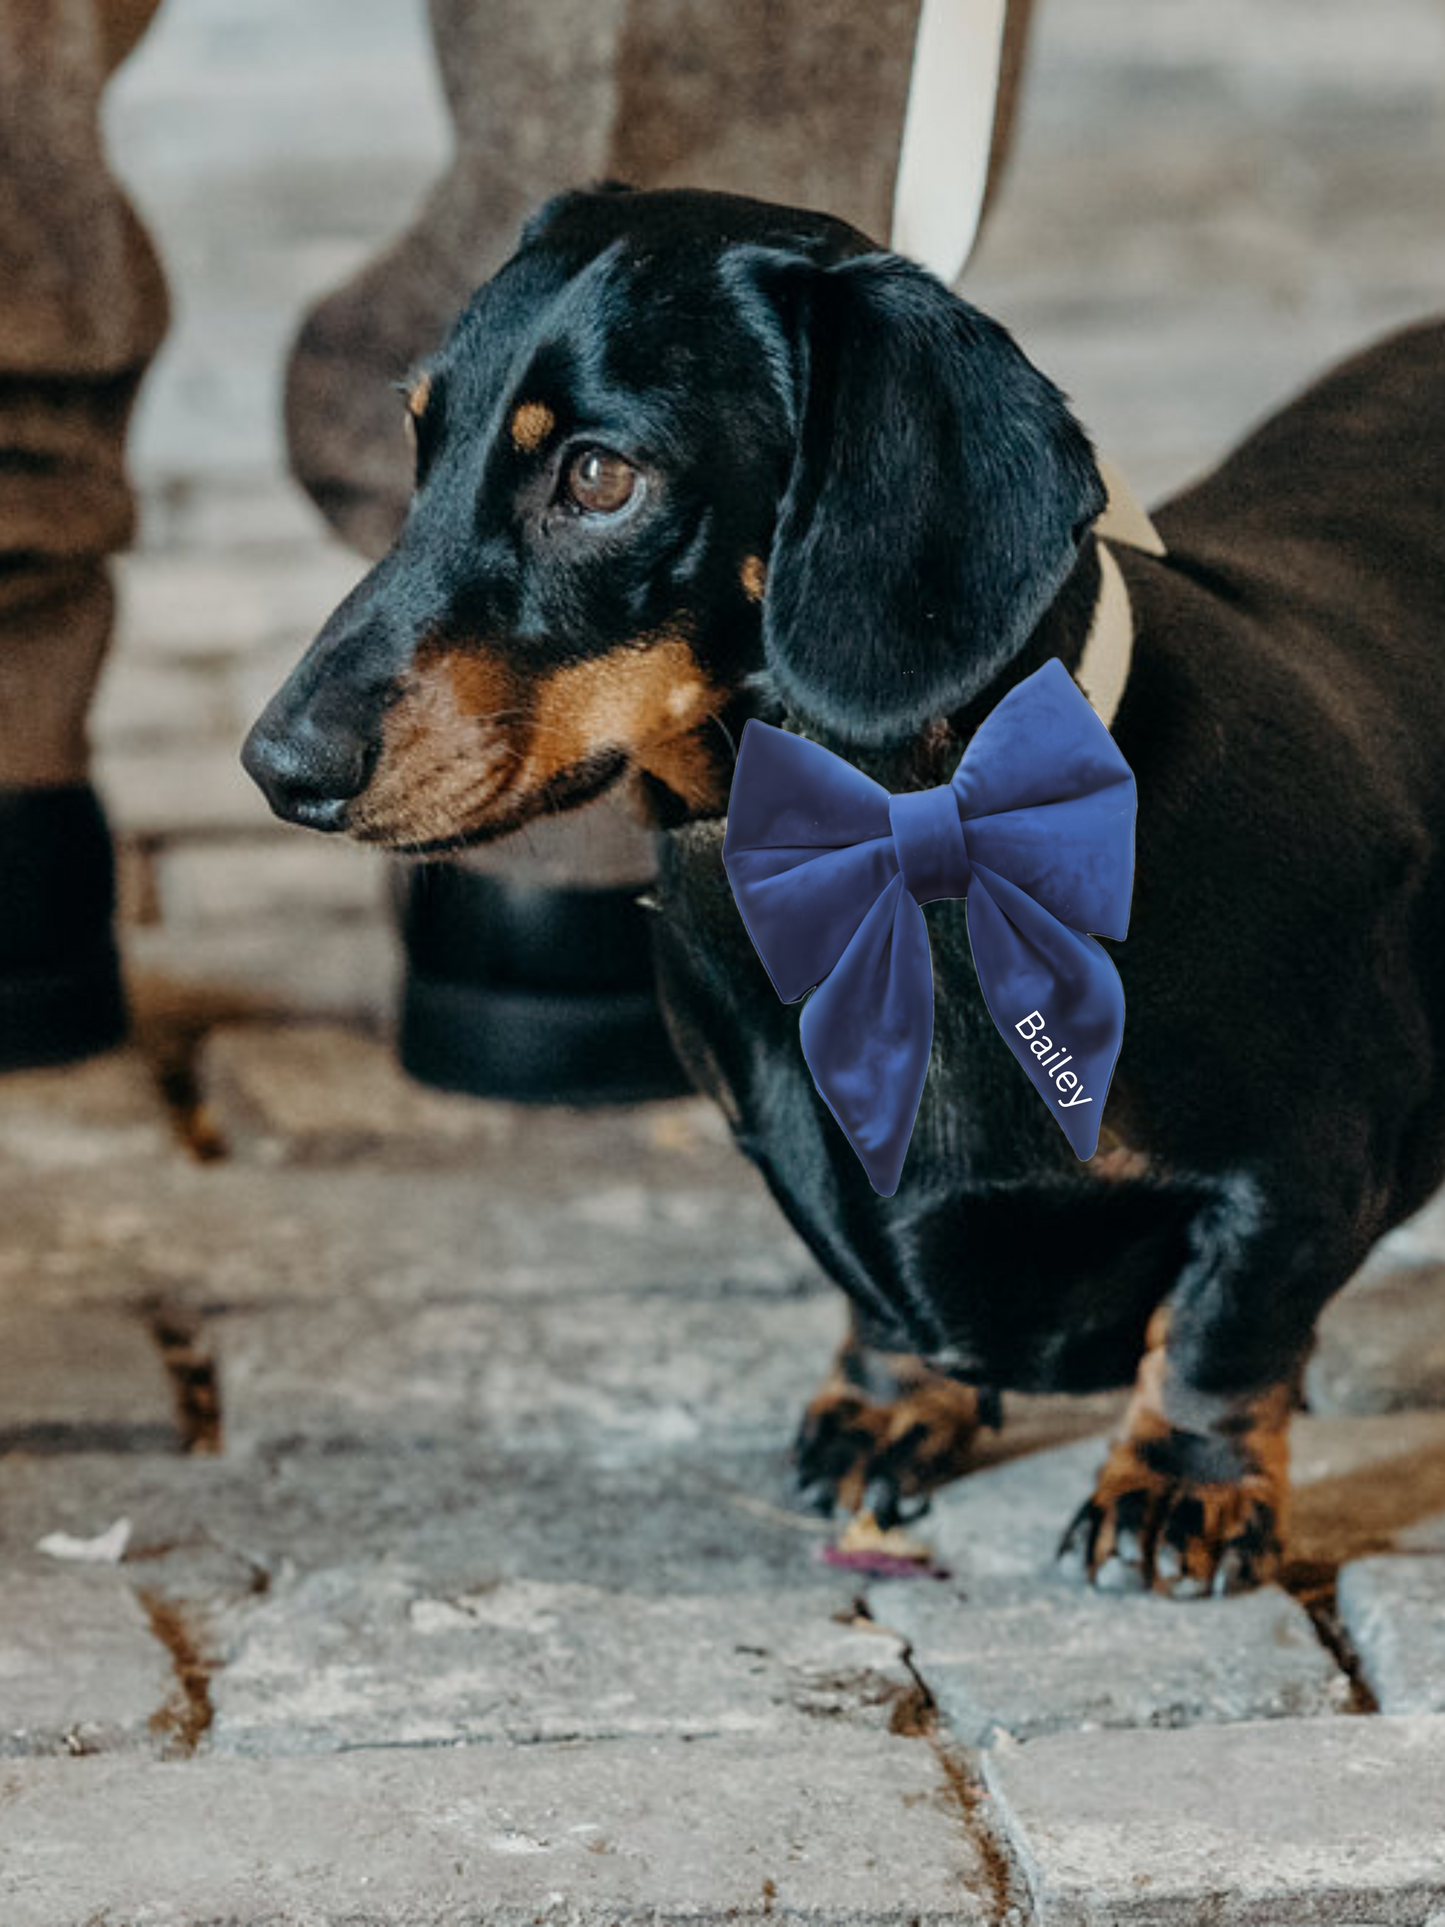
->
[[861, 1595, 1035, 1925], [1285, 1560, 1382, 1715], [130, 1003, 232, 1162], [142, 1297, 224, 1454], [137, 1591, 218, 1758]]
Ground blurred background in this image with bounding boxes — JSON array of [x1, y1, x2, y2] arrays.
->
[[96, 0, 1445, 1050]]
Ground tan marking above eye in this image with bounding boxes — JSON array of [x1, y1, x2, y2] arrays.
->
[[740, 555, 767, 603], [407, 372, 432, 420], [510, 400, 556, 453]]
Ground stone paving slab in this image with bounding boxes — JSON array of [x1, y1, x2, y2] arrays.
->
[[126, 913, 400, 1026], [98, 741, 277, 840], [93, 650, 236, 751], [1, 1731, 997, 1927], [210, 1573, 917, 1754], [0, 1050, 172, 1172], [984, 1715, 1445, 1926], [5, 1415, 1444, 1642], [2, 1136, 819, 1313], [873, 1580, 1345, 1746], [0, 1444, 834, 1603], [906, 1437, 1108, 1597], [132, 471, 344, 560], [114, 544, 362, 665], [108, 0, 447, 491], [1308, 1263, 1445, 1414], [962, 0, 1445, 505], [201, 1021, 542, 1166], [0, 1304, 178, 1455], [1337, 1556, 1445, 1715], [1289, 1412, 1445, 1568], [216, 1284, 840, 1461], [0, 1572, 176, 1759], [198, 1023, 722, 1168], [157, 838, 386, 928]]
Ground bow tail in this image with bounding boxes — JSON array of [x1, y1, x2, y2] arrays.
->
[[798, 874, 934, 1198], [966, 862, 1125, 1161]]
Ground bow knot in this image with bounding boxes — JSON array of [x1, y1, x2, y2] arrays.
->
[[723, 657, 1136, 1196], [887, 783, 972, 903]]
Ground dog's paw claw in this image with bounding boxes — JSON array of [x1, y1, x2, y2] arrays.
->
[[1063, 1430, 1284, 1600], [859, 1474, 932, 1531], [791, 1351, 994, 1522], [794, 1476, 842, 1518], [1054, 1500, 1097, 1575]]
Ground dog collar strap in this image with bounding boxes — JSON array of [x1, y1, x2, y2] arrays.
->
[[891, 0, 1008, 285], [722, 656, 1136, 1194], [890, 2, 1165, 736], [1096, 457, 1167, 559], [1074, 461, 1168, 731], [1074, 540, 1133, 730]]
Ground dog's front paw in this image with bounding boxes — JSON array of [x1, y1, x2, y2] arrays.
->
[[791, 1344, 1000, 1528], [1057, 1426, 1285, 1599]]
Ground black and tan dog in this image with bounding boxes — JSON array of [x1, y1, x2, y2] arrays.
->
[[244, 186, 1445, 1598]]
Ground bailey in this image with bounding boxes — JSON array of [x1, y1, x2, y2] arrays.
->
[[1015, 1010, 1093, 1107]]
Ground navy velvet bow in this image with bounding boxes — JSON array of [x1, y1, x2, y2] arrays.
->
[[722, 657, 1137, 1195]]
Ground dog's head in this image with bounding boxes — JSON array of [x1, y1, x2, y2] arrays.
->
[[244, 185, 1103, 852]]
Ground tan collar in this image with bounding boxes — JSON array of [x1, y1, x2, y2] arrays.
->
[[1072, 460, 1166, 730], [887, 2, 1166, 733]]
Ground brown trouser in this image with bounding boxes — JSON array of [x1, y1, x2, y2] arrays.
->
[[0, 0, 167, 787], [0, 0, 1029, 791]]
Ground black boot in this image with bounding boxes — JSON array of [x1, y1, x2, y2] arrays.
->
[[0, 786, 126, 1070], [396, 864, 692, 1106]]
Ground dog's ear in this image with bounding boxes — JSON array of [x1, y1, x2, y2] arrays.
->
[[515, 182, 639, 256], [735, 250, 1104, 743]]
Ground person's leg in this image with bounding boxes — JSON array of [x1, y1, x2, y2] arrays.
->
[[0, 0, 167, 1066]]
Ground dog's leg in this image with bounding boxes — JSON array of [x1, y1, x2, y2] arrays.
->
[[792, 1311, 1002, 1527], [1058, 1305, 1293, 1597], [1057, 1168, 1381, 1597]]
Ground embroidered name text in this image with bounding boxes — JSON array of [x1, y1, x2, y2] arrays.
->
[[1015, 1009, 1092, 1108]]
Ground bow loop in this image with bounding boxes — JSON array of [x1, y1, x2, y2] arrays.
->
[[723, 658, 1135, 1194], [887, 784, 972, 903]]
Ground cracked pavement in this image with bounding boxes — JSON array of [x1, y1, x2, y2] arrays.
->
[[5, 1036, 1445, 1923]]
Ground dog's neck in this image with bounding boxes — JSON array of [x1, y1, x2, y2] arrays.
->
[[697, 468, 1167, 811], [785, 523, 1155, 796], [947, 462, 1165, 751]]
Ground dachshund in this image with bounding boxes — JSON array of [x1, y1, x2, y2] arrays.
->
[[244, 185, 1445, 1598]]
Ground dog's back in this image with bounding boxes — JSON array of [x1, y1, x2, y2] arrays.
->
[[1110, 318, 1445, 1218], [1154, 318, 1445, 761]]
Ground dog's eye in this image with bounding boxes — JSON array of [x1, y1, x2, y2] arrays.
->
[[564, 447, 637, 515]]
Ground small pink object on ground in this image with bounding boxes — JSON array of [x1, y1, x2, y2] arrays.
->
[[819, 1511, 952, 1581]]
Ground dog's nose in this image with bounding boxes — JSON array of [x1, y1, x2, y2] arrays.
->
[[242, 706, 375, 832]]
